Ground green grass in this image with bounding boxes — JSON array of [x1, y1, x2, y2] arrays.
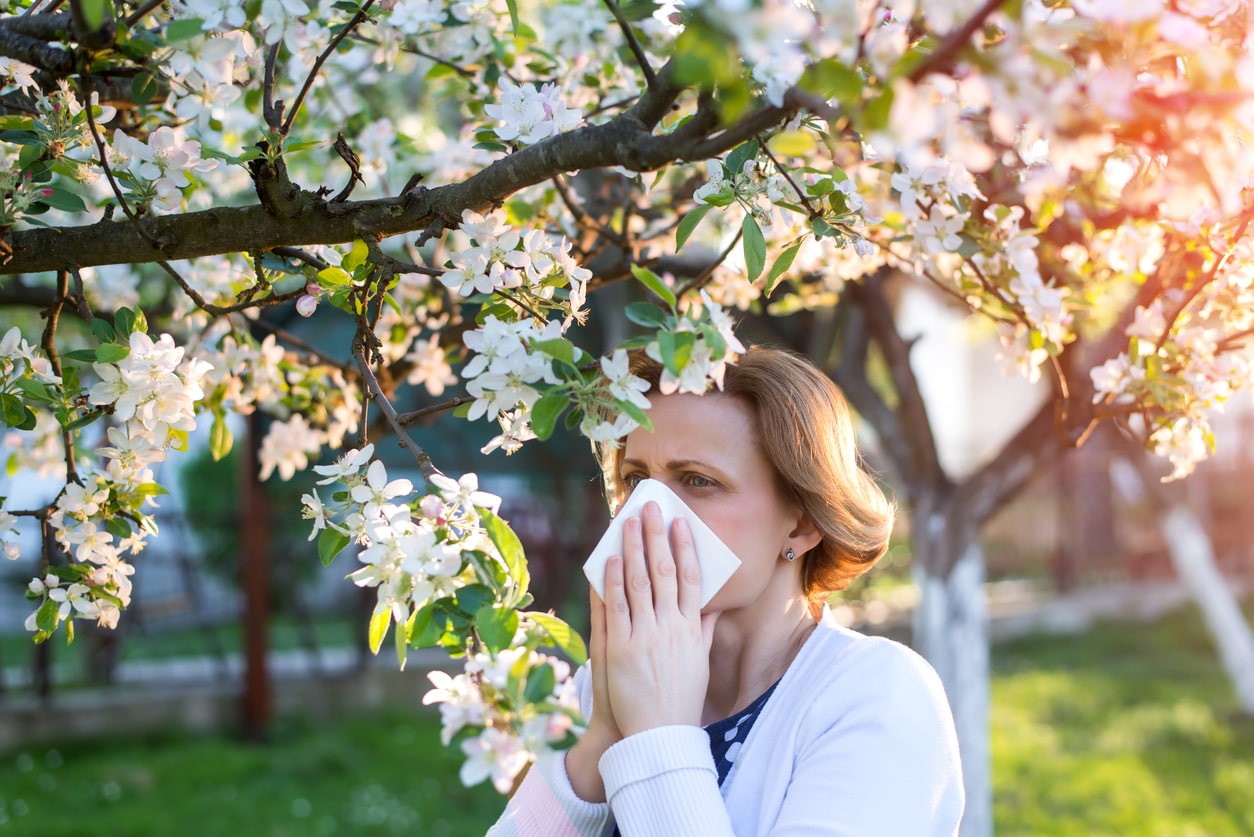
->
[[992, 601, 1254, 836], [2, 602, 1252, 835], [0, 712, 506, 836]]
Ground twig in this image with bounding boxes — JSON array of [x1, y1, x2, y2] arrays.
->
[[353, 344, 440, 479], [601, 0, 655, 88], [908, 0, 1011, 82], [493, 288, 546, 322], [397, 395, 475, 426], [675, 228, 741, 299], [282, 0, 378, 136], [399, 44, 476, 78], [41, 270, 79, 485], [263, 42, 282, 130], [79, 67, 163, 250], [243, 315, 354, 372], [67, 266, 93, 321], [330, 132, 364, 203], [125, 0, 166, 27], [271, 246, 330, 270], [757, 134, 819, 218]]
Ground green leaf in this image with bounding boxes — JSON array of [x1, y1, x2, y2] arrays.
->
[[0, 394, 36, 431], [862, 88, 895, 133], [106, 517, 131, 539], [409, 603, 442, 648], [368, 607, 391, 655], [529, 391, 568, 442], [395, 615, 409, 670], [801, 59, 863, 103], [624, 302, 670, 329], [764, 241, 803, 297], [657, 329, 696, 375], [742, 215, 766, 281], [114, 307, 136, 338], [480, 510, 529, 599], [525, 612, 587, 665], [36, 188, 87, 213], [318, 527, 350, 567], [131, 73, 161, 106], [505, 0, 520, 34], [676, 204, 715, 251], [0, 116, 35, 131], [210, 413, 233, 461], [35, 597, 60, 633], [317, 266, 352, 287], [90, 318, 115, 343], [523, 662, 557, 703], [80, 0, 108, 32], [532, 338, 574, 366], [630, 265, 677, 311], [95, 343, 130, 364], [475, 604, 519, 654], [454, 583, 495, 617], [767, 130, 816, 157], [616, 397, 653, 433], [164, 17, 206, 41], [725, 140, 760, 177], [342, 238, 369, 272]]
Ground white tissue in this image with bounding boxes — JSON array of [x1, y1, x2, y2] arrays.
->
[[582, 478, 741, 608]]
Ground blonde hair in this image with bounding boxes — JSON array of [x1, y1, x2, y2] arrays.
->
[[597, 346, 895, 606]]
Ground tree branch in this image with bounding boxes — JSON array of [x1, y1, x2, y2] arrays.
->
[[353, 343, 440, 480], [281, 0, 377, 136], [601, 0, 655, 89], [844, 269, 947, 491], [2, 62, 700, 275], [908, 0, 1011, 82]]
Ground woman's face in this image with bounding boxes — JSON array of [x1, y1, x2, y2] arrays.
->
[[618, 392, 806, 613]]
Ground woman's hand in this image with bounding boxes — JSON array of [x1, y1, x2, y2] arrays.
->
[[564, 585, 622, 803], [602, 501, 719, 737]]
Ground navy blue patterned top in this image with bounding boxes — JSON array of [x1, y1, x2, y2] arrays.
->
[[610, 680, 780, 835]]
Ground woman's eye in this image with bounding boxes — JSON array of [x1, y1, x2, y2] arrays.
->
[[686, 474, 714, 488], [622, 473, 645, 489]]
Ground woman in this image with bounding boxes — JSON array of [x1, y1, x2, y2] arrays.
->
[[490, 346, 964, 836]]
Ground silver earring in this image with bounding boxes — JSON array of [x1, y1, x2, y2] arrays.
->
[[785, 548, 796, 562]]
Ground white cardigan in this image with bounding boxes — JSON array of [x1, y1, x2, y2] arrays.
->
[[488, 610, 965, 836]]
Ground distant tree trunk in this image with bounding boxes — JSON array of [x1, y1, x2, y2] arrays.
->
[[912, 511, 991, 837], [1159, 507, 1254, 712], [1116, 453, 1254, 714]]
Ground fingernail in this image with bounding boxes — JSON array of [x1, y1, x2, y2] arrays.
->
[[674, 516, 689, 534]]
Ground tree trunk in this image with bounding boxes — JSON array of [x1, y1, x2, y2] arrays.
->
[[912, 513, 991, 837], [1159, 506, 1254, 713]]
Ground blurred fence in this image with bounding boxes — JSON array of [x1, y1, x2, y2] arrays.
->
[[982, 438, 1254, 590]]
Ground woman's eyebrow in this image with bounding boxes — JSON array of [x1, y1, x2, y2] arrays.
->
[[621, 457, 724, 474]]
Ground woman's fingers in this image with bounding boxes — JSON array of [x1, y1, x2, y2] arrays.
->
[[642, 502, 680, 614], [620, 514, 655, 622], [672, 516, 703, 618], [602, 554, 631, 642]]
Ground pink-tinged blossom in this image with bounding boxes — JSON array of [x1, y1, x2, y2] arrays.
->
[[484, 79, 582, 146], [459, 727, 530, 794], [429, 472, 501, 515]]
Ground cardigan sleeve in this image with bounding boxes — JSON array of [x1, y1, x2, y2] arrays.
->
[[598, 725, 735, 837], [766, 638, 965, 837], [486, 666, 614, 837]]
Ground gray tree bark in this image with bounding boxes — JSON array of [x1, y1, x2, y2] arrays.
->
[[913, 517, 991, 837]]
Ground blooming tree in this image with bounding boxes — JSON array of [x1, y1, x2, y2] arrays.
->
[[1, 0, 1253, 831]]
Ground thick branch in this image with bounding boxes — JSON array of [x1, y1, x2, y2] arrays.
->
[[0, 25, 74, 75], [1, 63, 709, 276], [844, 270, 947, 491]]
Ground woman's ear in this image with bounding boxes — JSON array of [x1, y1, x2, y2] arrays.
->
[[787, 514, 823, 557]]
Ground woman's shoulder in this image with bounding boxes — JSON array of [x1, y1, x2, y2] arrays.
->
[[786, 612, 950, 713]]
